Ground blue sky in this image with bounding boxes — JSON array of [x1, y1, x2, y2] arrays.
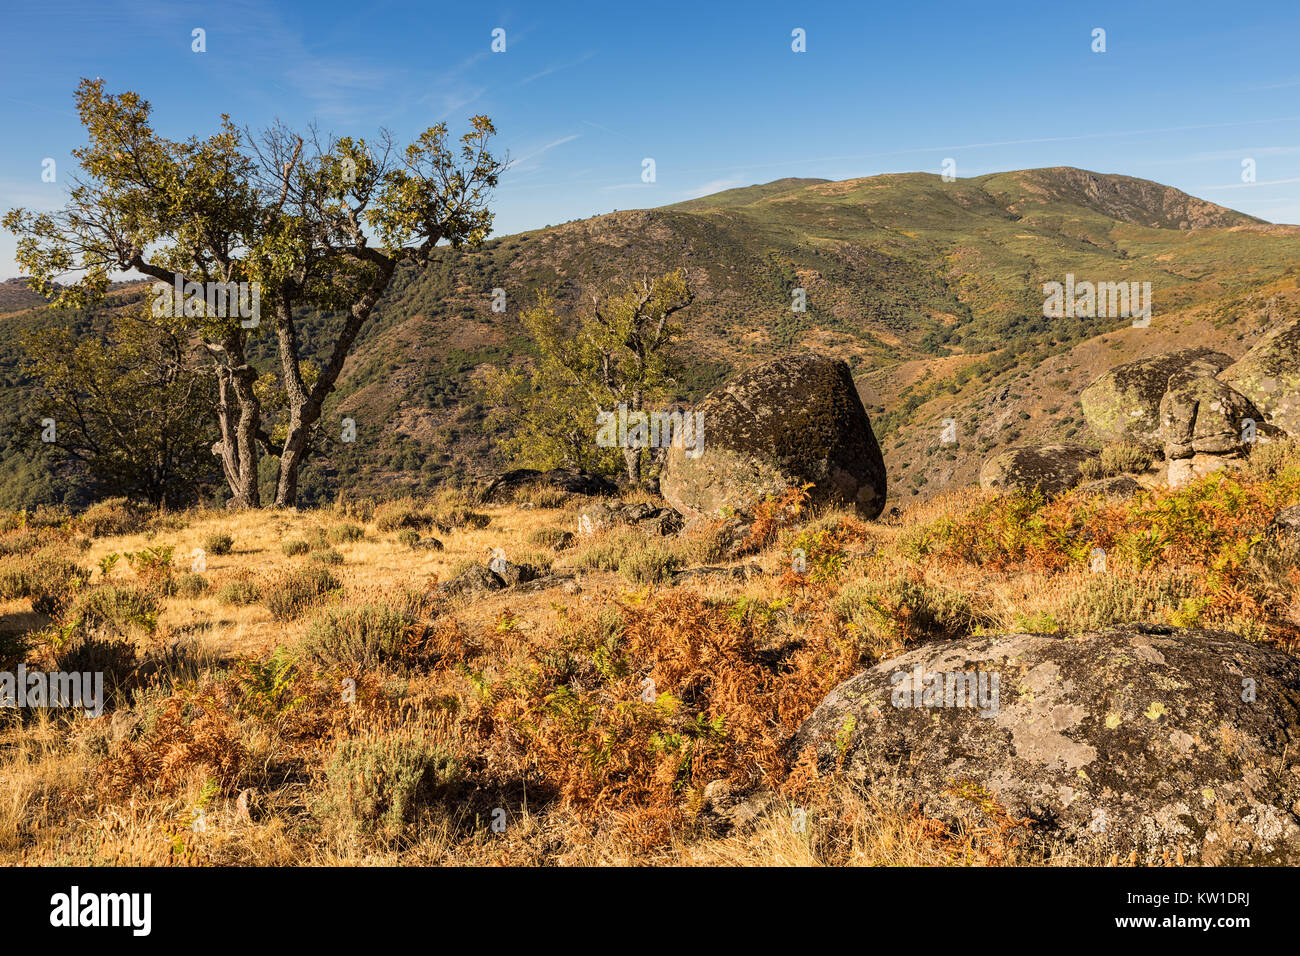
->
[[3, 0, 1300, 278]]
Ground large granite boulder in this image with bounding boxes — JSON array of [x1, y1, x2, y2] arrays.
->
[[660, 353, 887, 519], [480, 468, 617, 503], [1158, 373, 1265, 460], [979, 444, 1096, 497], [792, 628, 1300, 864], [1080, 348, 1233, 447], [1158, 374, 1282, 488], [1220, 316, 1300, 438]]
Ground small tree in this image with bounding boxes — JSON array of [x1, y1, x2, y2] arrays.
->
[[5, 79, 504, 508], [485, 270, 694, 483], [22, 305, 217, 507]]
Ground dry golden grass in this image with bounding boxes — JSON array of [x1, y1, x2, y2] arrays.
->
[[2, 457, 1297, 867]]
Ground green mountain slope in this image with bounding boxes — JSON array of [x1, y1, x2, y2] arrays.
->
[[4, 167, 1298, 509]]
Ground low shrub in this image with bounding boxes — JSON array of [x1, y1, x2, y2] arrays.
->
[[303, 595, 436, 671], [319, 730, 461, 845], [78, 498, 147, 537], [216, 573, 261, 607], [1100, 442, 1152, 477], [0, 550, 90, 615], [173, 572, 209, 598], [328, 523, 365, 544], [619, 545, 680, 585], [202, 532, 234, 555], [374, 499, 433, 533], [528, 527, 574, 550], [263, 566, 341, 621]]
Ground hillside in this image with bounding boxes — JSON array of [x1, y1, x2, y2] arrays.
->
[[0, 278, 47, 314], [4, 166, 1299, 509]]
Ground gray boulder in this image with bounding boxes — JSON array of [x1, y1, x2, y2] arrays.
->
[[1158, 373, 1265, 460], [1080, 348, 1233, 446], [979, 444, 1096, 497], [437, 564, 504, 598], [1220, 315, 1300, 438], [792, 628, 1300, 864], [481, 468, 617, 503], [1072, 475, 1143, 500], [660, 353, 887, 519]]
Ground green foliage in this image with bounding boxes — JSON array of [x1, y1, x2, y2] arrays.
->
[[4, 78, 503, 509], [234, 647, 306, 720], [20, 308, 219, 508], [481, 271, 693, 479], [123, 545, 174, 589]]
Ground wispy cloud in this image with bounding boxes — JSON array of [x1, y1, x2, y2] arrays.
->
[[1202, 177, 1300, 190], [679, 175, 746, 200], [519, 51, 596, 87], [510, 134, 581, 170]]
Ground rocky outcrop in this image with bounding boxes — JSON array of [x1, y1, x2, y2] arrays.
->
[[1220, 315, 1300, 438], [660, 354, 888, 519], [793, 627, 1300, 864], [577, 501, 683, 537], [437, 560, 541, 597], [480, 468, 617, 503], [1072, 475, 1143, 500], [1157, 374, 1282, 488], [1080, 349, 1233, 447], [979, 444, 1096, 497], [1159, 374, 1264, 460]]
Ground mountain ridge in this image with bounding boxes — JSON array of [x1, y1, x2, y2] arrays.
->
[[2, 166, 1297, 509]]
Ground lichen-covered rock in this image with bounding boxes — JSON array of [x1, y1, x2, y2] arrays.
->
[[660, 353, 887, 519], [579, 501, 683, 536], [1268, 503, 1300, 539], [1080, 349, 1233, 446], [1072, 475, 1143, 500], [1220, 316, 1300, 437], [492, 560, 540, 588], [480, 468, 617, 503], [1158, 373, 1265, 460], [437, 564, 504, 598], [979, 444, 1096, 497], [792, 628, 1300, 864]]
